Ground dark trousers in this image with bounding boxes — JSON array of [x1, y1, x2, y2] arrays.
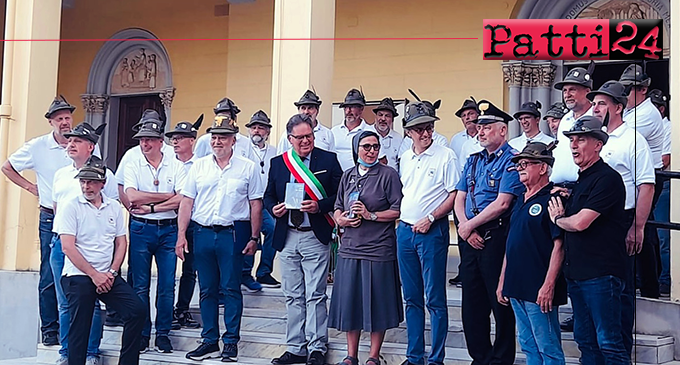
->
[[62, 275, 146, 365], [459, 223, 516, 365], [175, 221, 197, 313], [39, 210, 59, 336], [634, 175, 664, 299]]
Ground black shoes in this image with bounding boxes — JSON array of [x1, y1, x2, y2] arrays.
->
[[448, 275, 462, 288], [272, 351, 308, 364], [257, 273, 282, 288], [221, 343, 238, 362], [173, 310, 201, 329], [139, 336, 150, 354], [307, 351, 325, 365], [560, 316, 574, 332], [42, 332, 59, 346], [186, 342, 220, 361], [155, 335, 173, 353]]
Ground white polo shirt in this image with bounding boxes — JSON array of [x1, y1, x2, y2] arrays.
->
[[378, 129, 403, 170], [623, 98, 665, 169], [331, 120, 376, 171], [550, 107, 593, 184], [662, 117, 671, 156], [52, 164, 119, 214], [398, 131, 448, 160], [194, 133, 254, 160], [115, 143, 175, 185], [249, 142, 277, 188], [178, 154, 198, 175], [457, 137, 483, 173], [600, 123, 655, 210], [450, 130, 476, 159], [8, 132, 101, 208], [277, 122, 335, 155], [123, 152, 187, 220], [55, 194, 127, 277], [399, 143, 459, 225], [182, 154, 264, 227], [508, 131, 554, 151]]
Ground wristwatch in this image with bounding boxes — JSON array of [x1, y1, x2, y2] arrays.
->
[[427, 213, 435, 223], [109, 269, 118, 277], [369, 212, 378, 221], [149, 203, 155, 213], [249, 236, 261, 244]]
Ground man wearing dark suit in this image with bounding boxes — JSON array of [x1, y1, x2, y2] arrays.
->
[[265, 114, 343, 365]]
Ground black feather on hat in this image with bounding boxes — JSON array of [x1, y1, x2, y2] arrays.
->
[[165, 114, 204, 138], [402, 90, 441, 129], [45, 95, 76, 119], [63, 122, 107, 144]]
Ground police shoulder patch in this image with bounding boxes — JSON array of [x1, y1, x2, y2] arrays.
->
[[529, 203, 542, 216]]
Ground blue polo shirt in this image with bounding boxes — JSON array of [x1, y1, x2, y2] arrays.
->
[[455, 142, 525, 219], [502, 183, 567, 305]]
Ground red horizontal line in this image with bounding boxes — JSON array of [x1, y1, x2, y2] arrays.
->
[[0, 37, 478, 42]]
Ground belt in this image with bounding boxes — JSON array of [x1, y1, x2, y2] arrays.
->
[[40, 206, 54, 215], [197, 223, 234, 232], [130, 216, 177, 226], [289, 226, 313, 232]]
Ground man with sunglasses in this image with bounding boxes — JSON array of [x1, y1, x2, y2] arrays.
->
[[454, 100, 524, 365], [397, 97, 459, 365]]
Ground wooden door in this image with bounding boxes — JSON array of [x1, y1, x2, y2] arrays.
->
[[116, 95, 165, 165]]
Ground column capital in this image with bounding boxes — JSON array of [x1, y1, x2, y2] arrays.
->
[[80, 94, 109, 114], [159, 88, 176, 109], [502, 61, 556, 88]]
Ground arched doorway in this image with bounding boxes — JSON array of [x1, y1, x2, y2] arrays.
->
[[81, 28, 175, 168]]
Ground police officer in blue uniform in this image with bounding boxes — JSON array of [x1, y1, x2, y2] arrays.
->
[[454, 100, 525, 365]]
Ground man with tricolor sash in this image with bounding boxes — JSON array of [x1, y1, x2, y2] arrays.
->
[[264, 114, 343, 365]]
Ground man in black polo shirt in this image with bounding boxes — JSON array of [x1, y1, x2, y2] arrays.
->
[[547, 116, 629, 364], [497, 142, 567, 365]]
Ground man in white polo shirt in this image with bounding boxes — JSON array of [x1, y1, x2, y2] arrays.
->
[[194, 98, 254, 160], [589, 80, 656, 356], [51, 123, 116, 365], [331, 88, 376, 171], [56, 157, 145, 365], [508, 101, 554, 151], [397, 95, 459, 365], [179, 115, 263, 362], [278, 90, 335, 154], [123, 117, 187, 354], [1, 95, 92, 346], [372, 97, 403, 170], [165, 115, 203, 330]]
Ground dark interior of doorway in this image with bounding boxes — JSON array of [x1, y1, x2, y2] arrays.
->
[[116, 94, 166, 166]]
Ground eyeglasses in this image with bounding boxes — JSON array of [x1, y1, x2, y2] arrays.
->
[[514, 161, 543, 170], [409, 125, 434, 135], [359, 143, 381, 151], [289, 133, 314, 141], [170, 136, 188, 142]]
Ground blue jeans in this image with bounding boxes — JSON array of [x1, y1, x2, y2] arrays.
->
[[655, 179, 670, 286], [128, 219, 178, 338], [175, 221, 197, 312], [50, 236, 104, 357], [39, 210, 59, 336], [568, 276, 629, 365], [193, 222, 248, 345], [510, 298, 565, 365], [243, 210, 276, 278], [396, 219, 449, 365]]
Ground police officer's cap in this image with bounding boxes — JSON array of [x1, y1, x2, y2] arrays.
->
[[511, 141, 556, 167], [554, 61, 595, 90], [648, 89, 669, 107], [543, 102, 569, 120], [476, 100, 513, 125], [563, 115, 608, 144], [45, 95, 76, 119], [455, 98, 480, 118], [619, 63, 651, 87], [586, 81, 628, 106], [63, 122, 107, 144], [214, 97, 241, 117], [372, 97, 399, 117], [165, 114, 203, 139], [75, 155, 107, 181], [339, 88, 366, 108], [245, 110, 272, 128], [513, 100, 542, 120], [294, 90, 322, 107]]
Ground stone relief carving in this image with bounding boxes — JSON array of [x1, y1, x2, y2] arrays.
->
[[502, 62, 556, 88], [111, 48, 165, 94], [80, 94, 110, 114]]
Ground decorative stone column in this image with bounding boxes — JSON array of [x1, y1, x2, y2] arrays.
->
[[503, 61, 557, 138]]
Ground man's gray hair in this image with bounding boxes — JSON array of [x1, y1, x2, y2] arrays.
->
[[286, 113, 314, 135]]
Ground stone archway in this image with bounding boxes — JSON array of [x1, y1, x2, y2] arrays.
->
[[506, 0, 670, 138], [81, 28, 175, 167]]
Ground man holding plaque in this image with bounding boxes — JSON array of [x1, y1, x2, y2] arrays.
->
[[264, 114, 343, 365]]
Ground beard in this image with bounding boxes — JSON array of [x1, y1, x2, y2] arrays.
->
[[251, 135, 264, 144]]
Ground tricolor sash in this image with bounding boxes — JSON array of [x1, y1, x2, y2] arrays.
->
[[282, 149, 335, 227]]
